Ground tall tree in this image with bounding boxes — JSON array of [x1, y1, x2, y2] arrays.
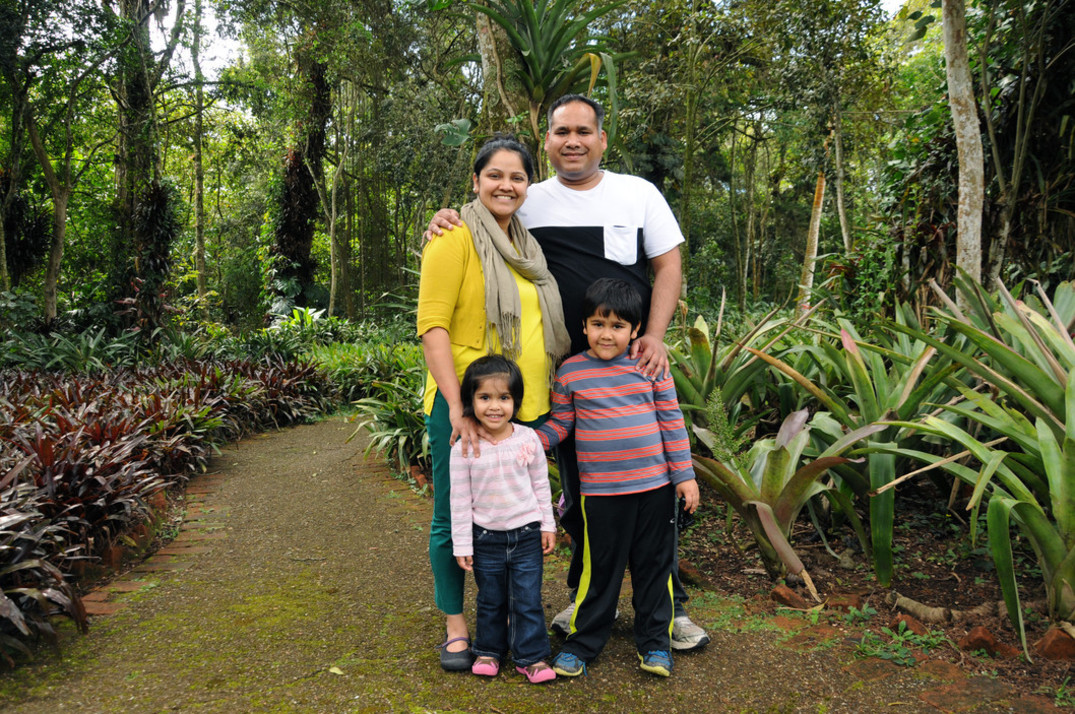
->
[[108, 0, 187, 328], [771, 0, 887, 254], [978, 0, 1068, 284], [191, 0, 207, 305], [16, 0, 112, 320]]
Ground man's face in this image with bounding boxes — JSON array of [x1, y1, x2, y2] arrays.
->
[[545, 101, 608, 187]]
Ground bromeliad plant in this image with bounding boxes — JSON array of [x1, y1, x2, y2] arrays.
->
[[883, 278, 1075, 656], [669, 303, 800, 442], [744, 303, 967, 586], [692, 408, 884, 600]]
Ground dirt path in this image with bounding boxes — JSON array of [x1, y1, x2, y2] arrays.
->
[[0, 416, 1045, 713]]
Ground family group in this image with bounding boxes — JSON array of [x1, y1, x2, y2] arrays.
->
[[417, 95, 710, 685]]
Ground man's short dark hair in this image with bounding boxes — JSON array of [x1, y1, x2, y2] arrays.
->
[[547, 94, 605, 132], [583, 278, 642, 329]]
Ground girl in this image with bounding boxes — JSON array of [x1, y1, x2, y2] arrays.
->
[[449, 355, 557, 684]]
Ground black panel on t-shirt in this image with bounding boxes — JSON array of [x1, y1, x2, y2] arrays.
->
[[530, 225, 652, 355]]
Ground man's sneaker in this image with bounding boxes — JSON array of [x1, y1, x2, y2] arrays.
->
[[550, 651, 587, 677], [671, 615, 710, 651], [638, 650, 673, 677], [550, 602, 574, 636]]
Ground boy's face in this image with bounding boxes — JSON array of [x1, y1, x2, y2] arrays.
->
[[583, 308, 639, 361]]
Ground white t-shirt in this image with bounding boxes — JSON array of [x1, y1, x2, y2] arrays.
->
[[516, 171, 684, 352]]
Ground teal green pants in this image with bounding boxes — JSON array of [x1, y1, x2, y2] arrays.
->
[[426, 391, 545, 615]]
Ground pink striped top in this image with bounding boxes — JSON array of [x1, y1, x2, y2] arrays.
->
[[449, 424, 556, 557]]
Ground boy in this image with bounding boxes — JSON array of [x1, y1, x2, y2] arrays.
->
[[536, 278, 700, 678]]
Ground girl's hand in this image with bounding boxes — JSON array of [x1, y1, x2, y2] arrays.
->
[[541, 531, 556, 555], [456, 555, 473, 572]]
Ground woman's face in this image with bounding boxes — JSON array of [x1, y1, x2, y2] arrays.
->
[[472, 149, 529, 232]]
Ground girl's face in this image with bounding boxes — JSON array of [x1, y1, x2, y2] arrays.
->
[[471, 375, 515, 439], [472, 149, 529, 233]]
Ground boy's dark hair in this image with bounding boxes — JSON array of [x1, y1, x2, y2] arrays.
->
[[473, 133, 535, 183], [460, 354, 525, 419], [547, 94, 605, 132], [583, 278, 643, 329]]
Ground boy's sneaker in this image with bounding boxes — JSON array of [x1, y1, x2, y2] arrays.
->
[[638, 650, 673, 677], [550, 651, 587, 677], [671, 615, 710, 651], [550, 602, 574, 636], [550, 602, 620, 636]]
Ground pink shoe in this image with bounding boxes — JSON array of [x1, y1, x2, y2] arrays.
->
[[472, 656, 499, 677], [517, 662, 556, 684]]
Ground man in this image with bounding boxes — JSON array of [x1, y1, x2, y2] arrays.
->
[[428, 95, 709, 651]]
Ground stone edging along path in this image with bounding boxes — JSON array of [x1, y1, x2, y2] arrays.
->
[[81, 475, 230, 618], [0, 415, 1061, 713]]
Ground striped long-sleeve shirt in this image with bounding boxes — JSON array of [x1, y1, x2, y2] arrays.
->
[[449, 425, 555, 557], [536, 350, 696, 496]]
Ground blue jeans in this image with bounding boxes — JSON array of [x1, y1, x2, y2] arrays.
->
[[471, 522, 551, 667]]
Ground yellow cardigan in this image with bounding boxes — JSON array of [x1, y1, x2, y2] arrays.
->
[[416, 222, 550, 419]]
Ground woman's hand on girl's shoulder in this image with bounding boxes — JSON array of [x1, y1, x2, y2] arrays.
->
[[451, 414, 490, 458]]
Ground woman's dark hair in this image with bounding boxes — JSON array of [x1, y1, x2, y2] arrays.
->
[[460, 354, 525, 419], [473, 133, 535, 183], [583, 278, 643, 329]]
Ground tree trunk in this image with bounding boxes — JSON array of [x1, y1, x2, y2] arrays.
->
[[43, 191, 69, 322], [942, 0, 984, 301], [26, 110, 71, 322], [0, 200, 9, 292], [474, 7, 531, 158], [832, 108, 853, 254], [111, 0, 185, 319], [272, 48, 331, 311], [324, 85, 351, 318], [113, 0, 159, 297], [728, 123, 746, 310], [192, 0, 207, 306], [798, 170, 826, 314], [745, 126, 760, 302]]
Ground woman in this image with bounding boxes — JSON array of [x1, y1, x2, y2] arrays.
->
[[417, 135, 570, 671]]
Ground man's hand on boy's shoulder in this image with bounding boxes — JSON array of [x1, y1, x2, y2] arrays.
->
[[676, 479, 700, 513], [630, 334, 670, 380], [424, 208, 463, 241]]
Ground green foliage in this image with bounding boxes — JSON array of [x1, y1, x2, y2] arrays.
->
[[842, 604, 877, 624], [855, 620, 950, 667], [885, 278, 1075, 657], [0, 327, 142, 372], [667, 307, 797, 443], [1037, 677, 1075, 708], [467, 0, 626, 145], [822, 231, 901, 325], [744, 305, 967, 586], [127, 181, 182, 339], [348, 341, 428, 478]]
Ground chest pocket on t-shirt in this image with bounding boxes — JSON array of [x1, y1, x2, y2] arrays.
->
[[603, 225, 640, 265]]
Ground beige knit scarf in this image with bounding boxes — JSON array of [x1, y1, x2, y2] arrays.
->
[[461, 199, 570, 382]]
